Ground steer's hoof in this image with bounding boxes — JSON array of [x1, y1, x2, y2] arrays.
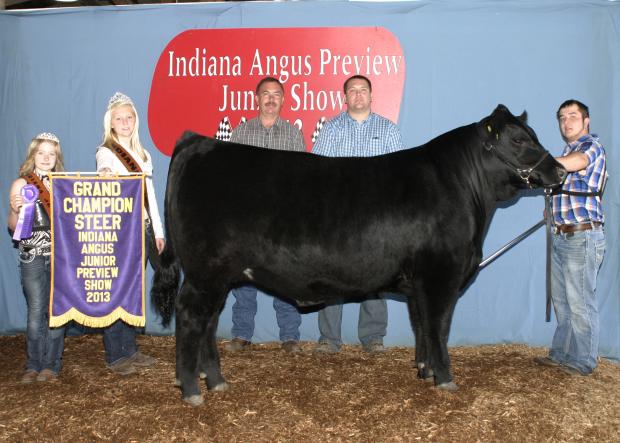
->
[[183, 394, 204, 407], [417, 372, 434, 382], [436, 381, 459, 391], [416, 363, 434, 382], [175, 373, 206, 386], [211, 382, 230, 392]]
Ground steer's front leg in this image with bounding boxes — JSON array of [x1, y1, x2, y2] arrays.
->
[[429, 301, 458, 391], [406, 295, 434, 381]]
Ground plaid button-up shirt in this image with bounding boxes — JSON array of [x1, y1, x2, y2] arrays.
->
[[230, 117, 305, 151], [312, 112, 404, 157], [552, 133, 606, 226]]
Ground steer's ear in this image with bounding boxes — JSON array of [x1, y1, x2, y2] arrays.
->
[[518, 111, 528, 123], [478, 115, 497, 149], [493, 104, 510, 115], [177, 130, 199, 144]]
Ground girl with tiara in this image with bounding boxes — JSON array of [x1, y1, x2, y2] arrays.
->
[[96, 92, 165, 375], [8, 132, 66, 383]]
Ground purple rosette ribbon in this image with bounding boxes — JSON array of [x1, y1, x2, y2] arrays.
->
[[12, 184, 39, 240]]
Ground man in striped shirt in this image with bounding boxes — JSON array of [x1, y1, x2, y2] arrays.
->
[[535, 99, 606, 376], [312, 75, 404, 354], [225, 77, 305, 354]]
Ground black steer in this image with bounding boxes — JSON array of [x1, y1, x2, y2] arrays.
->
[[152, 104, 566, 406]]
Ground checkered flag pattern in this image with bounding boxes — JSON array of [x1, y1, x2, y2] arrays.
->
[[215, 116, 233, 141], [311, 117, 326, 143]]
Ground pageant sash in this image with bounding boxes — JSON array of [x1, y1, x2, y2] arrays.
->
[[12, 185, 39, 240], [49, 175, 146, 328], [24, 171, 51, 215], [107, 142, 151, 215]]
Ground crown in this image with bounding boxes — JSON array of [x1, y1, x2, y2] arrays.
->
[[35, 132, 60, 143], [108, 91, 133, 108]]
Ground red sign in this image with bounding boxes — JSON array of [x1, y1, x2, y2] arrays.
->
[[148, 27, 406, 156]]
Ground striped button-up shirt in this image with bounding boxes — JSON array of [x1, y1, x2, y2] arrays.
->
[[312, 112, 404, 157], [552, 133, 606, 226], [230, 117, 305, 151]]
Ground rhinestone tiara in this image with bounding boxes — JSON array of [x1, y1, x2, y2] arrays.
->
[[35, 132, 60, 143], [108, 91, 134, 108]]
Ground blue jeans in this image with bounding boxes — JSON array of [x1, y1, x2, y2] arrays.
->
[[318, 296, 387, 347], [230, 285, 301, 342], [102, 224, 154, 365], [103, 320, 138, 365], [20, 254, 65, 374], [550, 227, 605, 373]]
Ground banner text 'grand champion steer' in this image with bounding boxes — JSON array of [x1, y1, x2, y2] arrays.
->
[[49, 175, 146, 328]]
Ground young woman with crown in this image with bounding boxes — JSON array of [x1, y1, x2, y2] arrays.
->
[[8, 132, 67, 383], [95, 92, 165, 375]]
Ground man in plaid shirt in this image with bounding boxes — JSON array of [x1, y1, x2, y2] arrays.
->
[[225, 77, 305, 354], [535, 99, 606, 376], [312, 75, 404, 354]]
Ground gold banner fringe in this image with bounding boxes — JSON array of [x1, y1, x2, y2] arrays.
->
[[49, 306, 146, 328]]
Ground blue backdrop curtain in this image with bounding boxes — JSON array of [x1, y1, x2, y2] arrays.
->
[[0, 0, 618, 361]]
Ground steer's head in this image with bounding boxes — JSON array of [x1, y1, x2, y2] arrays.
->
[[478, 105, 566, 198]]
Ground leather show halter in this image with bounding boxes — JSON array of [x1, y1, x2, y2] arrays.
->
[[482, 137, 551, 187]]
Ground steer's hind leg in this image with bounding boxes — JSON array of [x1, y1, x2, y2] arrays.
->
[[175, 279, 228, 406], [198, 284, 229, 393]]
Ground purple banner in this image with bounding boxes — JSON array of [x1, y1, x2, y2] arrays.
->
[[50, 176, 145, 328]]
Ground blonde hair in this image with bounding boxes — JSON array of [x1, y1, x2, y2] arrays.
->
[[102, 97, 147, 162], [19, 135, 65, 177]]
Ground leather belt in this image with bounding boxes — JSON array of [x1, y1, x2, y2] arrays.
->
[[19, 244, 51, 256], [555, 222, 602, 234]]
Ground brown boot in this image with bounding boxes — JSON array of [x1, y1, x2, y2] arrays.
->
[[129, 351, 156, 367], [363, 342, 386, 354], [282, 340, 301, 353], [21, 370, 38, 384], [533, 356, 560, 367], [107, 358, 137, 376], [36, 369, 59, 382], [224, 338, 251, 352]]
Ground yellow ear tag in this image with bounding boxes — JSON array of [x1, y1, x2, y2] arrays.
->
[[486, 125, 492, 133], [496, 133, 499, 140]]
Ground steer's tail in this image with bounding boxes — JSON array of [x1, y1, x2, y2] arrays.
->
[[150, 148, 184, 327], [151, 131, 202, 327], [151, 238, 180, 327], [151, 232, 180, 327]]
